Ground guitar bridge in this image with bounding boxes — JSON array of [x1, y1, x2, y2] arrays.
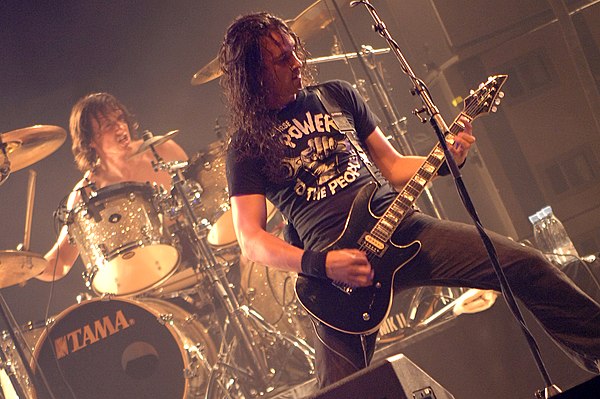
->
[[332, 281, 353, 295]]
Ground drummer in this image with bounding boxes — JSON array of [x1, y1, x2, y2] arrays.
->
[[37, 92, 188, 281]]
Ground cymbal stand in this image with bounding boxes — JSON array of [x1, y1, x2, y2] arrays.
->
[[0, 170, 55, 398], [149, 146, 277, 396]]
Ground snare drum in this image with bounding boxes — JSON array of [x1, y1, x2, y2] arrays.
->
[[32, 297, 217, 399], [68, 182, 180, 296]]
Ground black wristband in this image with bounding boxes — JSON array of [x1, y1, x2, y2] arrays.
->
[[437, 158, 467, 176], [301, 250, 328, 279]]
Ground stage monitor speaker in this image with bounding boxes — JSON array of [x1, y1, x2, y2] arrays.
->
[[307, 353, 455, 399], [551, 375, 600, 399]]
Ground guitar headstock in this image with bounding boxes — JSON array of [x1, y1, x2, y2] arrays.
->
[[463, 74, 508, 119]]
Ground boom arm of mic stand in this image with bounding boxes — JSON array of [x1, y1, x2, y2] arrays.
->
[[351, 0, 559, 394]]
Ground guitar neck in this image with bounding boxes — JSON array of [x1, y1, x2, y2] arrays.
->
[[372, 112, 470, 242]]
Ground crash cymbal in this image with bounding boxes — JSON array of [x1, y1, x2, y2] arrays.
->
[[191, 1, 335, 86], [0, 250, 48, 288], [0, 125, 66, 172], [129, 130, 179, 158], [288, 0, 334, 41]]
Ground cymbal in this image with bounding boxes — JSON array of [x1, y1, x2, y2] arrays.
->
[[191, 57, 220, 86], [0, 250, 48, 288], [191, 0, 335, 86], [129, 130, 179, 158], [0, 125, 67, 172], [287, 0, 334, 41]]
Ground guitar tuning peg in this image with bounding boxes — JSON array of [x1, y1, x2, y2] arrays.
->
[[498, 91, 505, 99], [478, 83, 484, 89], [495, 98, 502, 106], [491, 105, 498, 113], [470, 89, 475, 95]]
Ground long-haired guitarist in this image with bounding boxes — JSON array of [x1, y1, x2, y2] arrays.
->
[[220, 12, 600, 388]]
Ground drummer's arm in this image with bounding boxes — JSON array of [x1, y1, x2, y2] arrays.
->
[[231, 194, 303, 274], [38, 225, 79, 281], [37, 186, 81, 282]]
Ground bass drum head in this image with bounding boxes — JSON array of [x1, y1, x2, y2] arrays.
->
[[32, 297, 215, 399]]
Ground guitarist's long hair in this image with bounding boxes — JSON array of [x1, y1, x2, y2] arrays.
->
[[218, 12, 316, 182]]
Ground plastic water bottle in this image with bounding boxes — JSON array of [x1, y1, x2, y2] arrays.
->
[[529, 206, 579, 267], [540, 206, 579, 266], [528, 212, 558, 264]]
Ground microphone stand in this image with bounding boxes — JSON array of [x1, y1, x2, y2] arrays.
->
[[349, 1, 561, 397], [328, 0, 446, 219]]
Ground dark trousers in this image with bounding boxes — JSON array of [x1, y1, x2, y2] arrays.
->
[[311, 212, 600, 388]]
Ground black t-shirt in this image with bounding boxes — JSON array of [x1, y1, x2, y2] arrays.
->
[[226, 80, 397, 251]]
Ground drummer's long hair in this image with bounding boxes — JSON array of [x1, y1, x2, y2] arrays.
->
[[70, 93, 139, 172], [219, 12, 315, 182]]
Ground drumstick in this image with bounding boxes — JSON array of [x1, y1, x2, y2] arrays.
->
[[22, 169, 36, 251]]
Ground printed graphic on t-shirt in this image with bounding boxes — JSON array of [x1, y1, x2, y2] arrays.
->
[[276, 110, 361, 202]]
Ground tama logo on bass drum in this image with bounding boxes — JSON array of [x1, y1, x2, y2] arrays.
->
[[53, 309, 132, 359]]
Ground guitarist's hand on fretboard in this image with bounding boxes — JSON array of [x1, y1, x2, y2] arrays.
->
[[447, 116, 475, 164], [325, 248, 374, 288]]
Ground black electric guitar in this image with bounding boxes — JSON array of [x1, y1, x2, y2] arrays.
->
[[295, 75, 508, 334]]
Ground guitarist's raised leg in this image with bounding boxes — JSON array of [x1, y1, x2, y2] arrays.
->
[[391, 212, 600, 374]]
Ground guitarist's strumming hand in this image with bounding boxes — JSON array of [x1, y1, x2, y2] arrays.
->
[[326, 249, 374, 288], [447, 116, 475, 165]]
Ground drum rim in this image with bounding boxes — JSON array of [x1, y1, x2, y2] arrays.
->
[[85, 181, 155, 201]]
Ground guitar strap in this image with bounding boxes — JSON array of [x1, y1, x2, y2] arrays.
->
[[311, 86, 384, 188]]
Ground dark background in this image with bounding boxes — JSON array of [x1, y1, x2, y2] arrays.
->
[[1, 1, 599, 398]]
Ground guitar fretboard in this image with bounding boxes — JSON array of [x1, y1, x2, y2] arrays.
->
[[370, 113, 471, 244]]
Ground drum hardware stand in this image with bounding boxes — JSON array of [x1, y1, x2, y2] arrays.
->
[[150, 145, 306, 397], [351, 1, 562, 397], [0, 170, 57, 399]]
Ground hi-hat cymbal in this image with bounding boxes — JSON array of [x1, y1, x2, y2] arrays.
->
[[129, 130, 179, 158], [0, 125, 67, 172], [0, 250, 48, 288], [191, 0, 335, 86]]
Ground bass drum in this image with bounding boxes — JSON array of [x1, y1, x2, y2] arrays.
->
[[32, 297, 216, 399]]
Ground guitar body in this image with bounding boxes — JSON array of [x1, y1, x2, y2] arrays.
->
[[295, 75, 507, 335], [295, 182, 421, 334]]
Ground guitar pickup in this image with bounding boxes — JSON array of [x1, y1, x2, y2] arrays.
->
[[359, 233, 388, 257]]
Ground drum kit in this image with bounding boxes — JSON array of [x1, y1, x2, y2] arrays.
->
[[0, 123, 316, 398]]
